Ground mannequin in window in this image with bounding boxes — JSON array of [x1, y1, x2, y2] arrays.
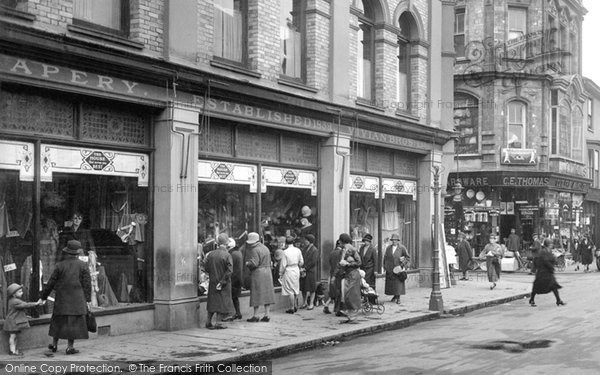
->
[[60, 212, 94, 257]]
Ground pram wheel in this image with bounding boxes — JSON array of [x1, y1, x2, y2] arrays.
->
[[362, 302, 373, 315], [374, 303, 385, 315]]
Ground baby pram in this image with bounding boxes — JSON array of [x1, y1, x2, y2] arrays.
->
[[360, 287, 385, 315]]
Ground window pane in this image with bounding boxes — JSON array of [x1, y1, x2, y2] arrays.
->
[[74, 0, 122, 30], [350, 192, 379, 250], [508, 7, 527, 39], [559, 105, 571, 157], [454, 94, 479, 154], [382, 195, 416, 265], [454, 35, 466, 57], [358, 23, 373, 99], [455, 11, 465, 34], [280, 0, 304, 78], [214, 0, 243, 62]]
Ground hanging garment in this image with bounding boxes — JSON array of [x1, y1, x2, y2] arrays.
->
[[20, 255, 32, 301], [88, 251, 99, 308], [39, 218, 58, 284], [0, 255, 7, 319], [3, 251, 16, 285], [382, 197, 399, 231], [117, 273, 130, 303], [96, 266, 119, 307], [0, 202, 10, 238]]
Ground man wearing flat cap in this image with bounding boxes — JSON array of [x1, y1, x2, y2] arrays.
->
[[359, 234, 377, 289]]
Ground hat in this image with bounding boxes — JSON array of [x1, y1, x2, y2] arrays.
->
[[390, 234, 400, 241], [227, 238, 236, 249], [301, 206, 312, 217], [543, 238, 553, 247], [217, 233, 229, 246], [285, 235, 296, 245], [338, 233, 352, 244], [246, 232, 260, 244], [274, 249, 284, 261], [362, 234, 373, 242], [7, 283, 22, 297], [63, 240, 82, 255], [304, 234, 316, 244]]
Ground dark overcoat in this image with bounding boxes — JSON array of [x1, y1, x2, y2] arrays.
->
[[229, 248, 243, 297], [328, 246, 343, 300], [203, 246, 235, 314], [300, 244, 319, 293], [41, 256, 91, 315], [359, 243, 377, 289], [579, 241, 594, 265], [455, 240, 473, 272], [246, 242, 275, 306], [383, 244, 409, 296], [532, 248, 562, 294]]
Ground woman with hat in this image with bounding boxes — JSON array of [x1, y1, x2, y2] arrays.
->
[[338, 233, 362, 321], [245, 232, 276, 322], [358, 234, 377, 289], [299, 234, 319, 310], [383, 234, 410, 304], [39, 240, 92, 355], [279, 235, 304, 314], [4, 283, 43, 356], [482, 234, 503, 290]]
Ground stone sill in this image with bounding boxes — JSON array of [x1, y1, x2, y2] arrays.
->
[[67, 23, 144, 50], [278, 76, 318, 93], [0, 6, 35, 21], [210, 58, 261, 79]]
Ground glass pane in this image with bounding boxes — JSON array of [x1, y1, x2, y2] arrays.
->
[[41, 174, 150, 310], [261, 186, 316, 240], [455, 11, 465, 34], [73, 0, 122, 30], [358, 23, 373, 99], [454, 94, 479, 154], [350, 192, 379, 249], [508, 124, 523, 148], [508, 7, 526, 39], [382, 195, 416, 266], [280, 0, 303, 78], [454, 35, 465, 57], [0, 170, 33, 317], [214, 0, 243, 62], [559, 105, 570, 157]]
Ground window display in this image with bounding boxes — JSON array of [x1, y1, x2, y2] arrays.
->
[[382, 195, 416, 264], [350, 192, 379, 249], [261, 186, 316, 240]]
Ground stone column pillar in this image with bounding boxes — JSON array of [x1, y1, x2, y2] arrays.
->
[[319, 134, 351, 277], [153, 103, 200, 330]]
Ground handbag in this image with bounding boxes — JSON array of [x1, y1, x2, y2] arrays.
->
[[86, 308, 97, 333], [397, 271, 408, 282]]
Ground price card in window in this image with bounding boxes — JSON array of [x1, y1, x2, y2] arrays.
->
[[3, 263, 16, 272], [47, 296, 55, 302], [78, 256, 89, 263]]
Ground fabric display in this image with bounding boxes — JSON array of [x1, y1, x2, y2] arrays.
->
[[39, 218, 58, 284], [117, 273, 130, 303], [88, 251, 99, 308], [20, 255, 32, 301], [0, 254, 7, 319], [0, 202, 9, 238], [96, 266, 118, 307]]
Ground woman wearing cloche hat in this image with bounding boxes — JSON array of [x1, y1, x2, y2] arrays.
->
[[4, 283, 44, 355], [39, 240, 92, 355], [383, 234, 410, 304]]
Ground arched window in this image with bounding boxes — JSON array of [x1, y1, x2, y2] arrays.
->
[[280, 0, 306, 80], [398, 13, 417, 109], [357, 0, 375, 100], [454, 93, 479, 154], [214, 0, 247, 64], [572, 107, 583, 161], [73, 0, 128, 35], [558, 102, 571, 156], [507, 101, 526, 149]]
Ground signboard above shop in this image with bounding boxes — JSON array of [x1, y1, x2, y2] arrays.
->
[[501, 148, 537, 165]]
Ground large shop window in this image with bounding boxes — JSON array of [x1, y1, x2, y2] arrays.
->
[[350, 175, 380, 249]]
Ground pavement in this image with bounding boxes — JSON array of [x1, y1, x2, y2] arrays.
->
[[1, 263, 597, 372]]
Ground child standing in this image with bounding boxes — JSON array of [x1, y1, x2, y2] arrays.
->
[[4, 283, 43, 356]]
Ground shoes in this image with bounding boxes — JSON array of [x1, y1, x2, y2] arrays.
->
[[529, 300, 537, 307], [294, 307, 298, 313], [307, 305, 314, 310], [9, 350, 23, 356], [246, 316, 260, 322], [556, 300, 566, 306], [390, 297, 398, 303], [323, 307, 331, 314], [490, 282, 496, 290], [459, 277, 467, 281], [48, 344, 57, 353], [221, 316, 235, 322], [260, 316, 270, 322], [285, 309, 295, 314], [212, 324, 226, 329], [65, 348, 79, 355], [335, 311, 344, 317], [234, 313, 243, 320], [299, 304, 308, 309]]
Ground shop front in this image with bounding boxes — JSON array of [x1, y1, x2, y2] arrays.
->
[[446, 172, 591, 255]]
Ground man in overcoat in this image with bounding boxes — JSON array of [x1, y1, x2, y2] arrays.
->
[[383, 234, 410, 304], [202, 233, 234, 329], [358, 234, 377, 289], [455, 232, 473, 280], [245, 232, 275, 322]]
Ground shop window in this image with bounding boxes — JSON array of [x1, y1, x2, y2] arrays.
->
[[39, 174, 150, 308], [280, 0, 306, 81], [382, 195, 416, 265], [507, 101, 526, 149], [73, 0, 129, 36], [350, 191, 379, 249], [357, 0, 375, 101], [454, 93, 479, 154], [507, 7, 527, 59], [454, 8, 466, 58], [214, 0, 247, 65]]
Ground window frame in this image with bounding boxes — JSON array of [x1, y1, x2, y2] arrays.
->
[[213, 0, 249, 67], [507, 6, 528, 59], [454, 8, 466, 58], [356, 2, 376, 101], [454, 93, 480, 155], [72, 0, 130, 37], [507, 101, 527, 149], [279, 0, 307, 82], [588, 97, 593, 132]]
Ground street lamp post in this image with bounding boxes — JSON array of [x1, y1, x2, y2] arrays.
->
[[429, 165, 444, 312]]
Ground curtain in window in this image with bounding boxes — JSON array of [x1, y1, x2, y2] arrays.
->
[[508, 7, 526, 40], [281, 23, 302, 77], [214, 0, 243, 62], [508, 102, 524, 148], [572, 108, 583, 161], [358, 24, 372, 100], [73, 0, 121, 30], [397, 42, 409, 107], [559, 104, 571, 157]]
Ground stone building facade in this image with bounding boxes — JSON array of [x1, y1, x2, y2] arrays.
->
[[0, 0, 454, 346], [446, 0, 590, 257]]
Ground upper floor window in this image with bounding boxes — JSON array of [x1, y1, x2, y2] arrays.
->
[[398, 13, 417, 109], [588, 97, 593, 132], [595, 150, 600, 188], [507, 7, 527, 59], [507, 101, 526, 148], [73, 0, 129, 35], [558, 102, 570, 157], [357, 0, 375, 101], [280, 0, 306, 80], [214, 0, 247, 64], [454, 93, 479, 154], [572, 107, 583, 161], [454, 8, 466, 58]]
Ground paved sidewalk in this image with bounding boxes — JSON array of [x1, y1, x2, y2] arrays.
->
[[0, 272, 536, 365]]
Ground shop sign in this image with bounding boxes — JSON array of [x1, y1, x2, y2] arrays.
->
[[40, 144, 149, 186], [350, 175, 380, 198], [381, 178, 416, 200], [501, 148, 537, 165], [261, 167, 317, 196], [197, 160, 257, 193], [555, 159, 588, 178], [502, 176, 549, 187], [549, 178, 590, 193], [0, 140, 34, 181]]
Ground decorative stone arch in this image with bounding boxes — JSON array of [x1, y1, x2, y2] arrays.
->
[[568, 75, 585, 103], [392, 2, 425, 41], [352, 0, 389, 24]]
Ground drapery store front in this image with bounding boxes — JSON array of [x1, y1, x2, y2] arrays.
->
[[0, 52, 447, 340]]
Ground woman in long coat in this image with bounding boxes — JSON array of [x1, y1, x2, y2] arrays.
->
[[245, 232, 275, 322], [40, 240, 91, 355], [299, 234, 319, 309], [483, 235, 503, 289], [529, 239, 565, 306], [383, 234, 410, 304], [279, 236, 304, 314], [202, 233, 234, 329], [456, 232, 473, 280], [578, 236, 594, 272], [338, 233, 362, 320]]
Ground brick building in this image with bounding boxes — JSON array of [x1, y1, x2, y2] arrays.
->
[[583, 77, 600, 246], [446, 0, 590, 257], [0, 0, 454, 343]]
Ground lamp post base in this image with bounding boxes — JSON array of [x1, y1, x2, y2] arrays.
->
[[428, 290, 444, 312]]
